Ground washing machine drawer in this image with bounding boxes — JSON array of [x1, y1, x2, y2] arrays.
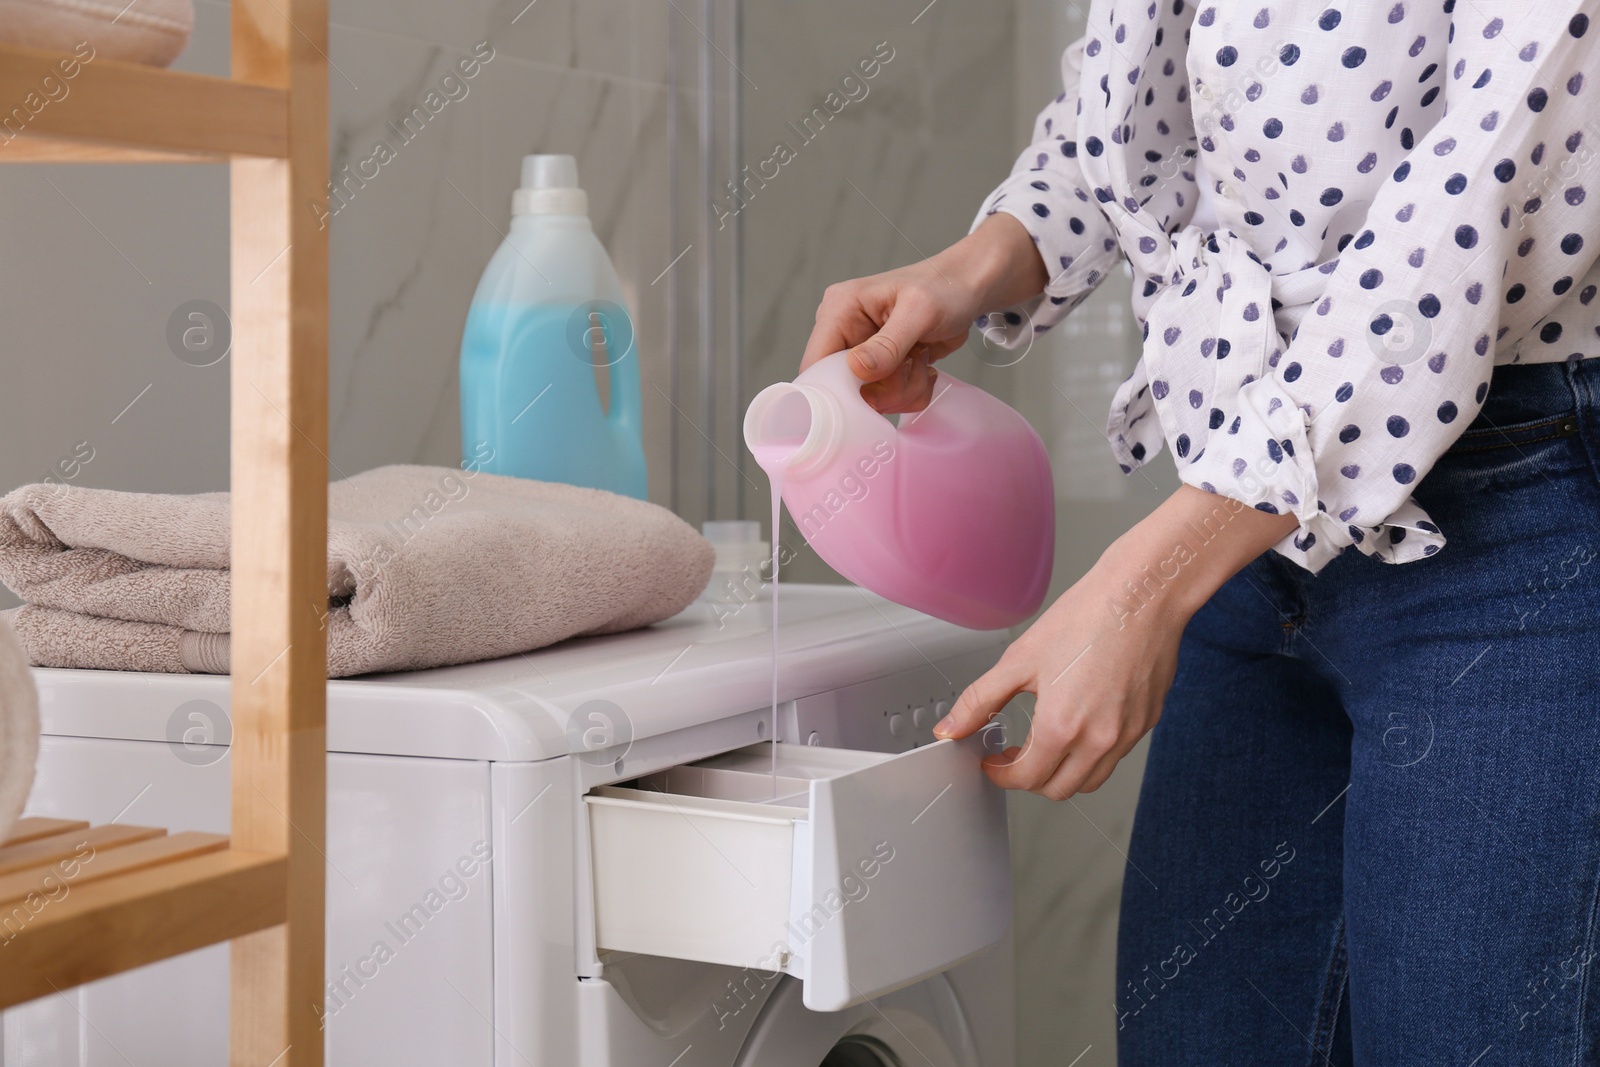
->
[[584, 736, 1009, 1012]]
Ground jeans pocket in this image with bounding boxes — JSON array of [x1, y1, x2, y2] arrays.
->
[[1424, 411, 1586, 502], [1447, 411, 1581, 455]]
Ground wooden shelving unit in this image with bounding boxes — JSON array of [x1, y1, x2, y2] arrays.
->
[[0, 3, 329, 1063]]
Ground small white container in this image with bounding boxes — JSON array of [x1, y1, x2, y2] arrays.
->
[[697, 519, 773, 609]]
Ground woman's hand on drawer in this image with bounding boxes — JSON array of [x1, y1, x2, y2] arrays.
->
[[933, 485, 1298, 799], [929, 560, 1180, 799]]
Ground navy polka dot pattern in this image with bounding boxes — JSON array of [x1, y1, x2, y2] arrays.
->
[[973, 1, 1600, 571]]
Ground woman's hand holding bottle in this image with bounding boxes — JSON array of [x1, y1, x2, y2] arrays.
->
[[799, 213, 1047, 414]]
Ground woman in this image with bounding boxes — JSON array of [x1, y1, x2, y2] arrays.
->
[[801, 2, 1600, 1061]]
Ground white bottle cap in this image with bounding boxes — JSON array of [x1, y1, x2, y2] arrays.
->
[[514, 154, 588, 216]]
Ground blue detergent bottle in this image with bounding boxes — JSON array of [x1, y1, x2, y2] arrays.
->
[[459, 154, 648, 498]]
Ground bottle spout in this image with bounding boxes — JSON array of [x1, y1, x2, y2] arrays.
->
[[744, 381, 841, 478], [513, 153, 588, 216]]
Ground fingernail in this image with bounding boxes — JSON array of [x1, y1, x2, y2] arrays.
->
[[932, 716, 955, 737]]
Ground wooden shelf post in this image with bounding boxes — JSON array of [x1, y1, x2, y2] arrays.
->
[[228, 0, 329, 1063]]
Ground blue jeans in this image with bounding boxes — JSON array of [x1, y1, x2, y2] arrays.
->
[[1117, 359, 1600, 1065]]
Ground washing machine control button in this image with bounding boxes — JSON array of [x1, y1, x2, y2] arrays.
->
[[888, 713, 906, 737], [912, 705, 930, 728]]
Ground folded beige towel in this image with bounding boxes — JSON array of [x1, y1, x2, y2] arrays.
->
[[0, 0, 194, 67], [0, 465, 715, 677]]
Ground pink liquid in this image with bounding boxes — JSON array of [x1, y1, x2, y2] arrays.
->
[[769, 469, 781, 794], [750, 442, 798, 797]]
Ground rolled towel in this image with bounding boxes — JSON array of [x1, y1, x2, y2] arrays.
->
[[0, 465, 715, 677], [0, 616, 39, 845], [0, 0, 194, 67]]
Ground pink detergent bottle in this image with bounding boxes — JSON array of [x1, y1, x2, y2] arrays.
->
[[743, 351, 1054, 630]]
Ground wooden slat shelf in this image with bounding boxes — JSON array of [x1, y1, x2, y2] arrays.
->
[[2, 817, 90, 845], [0, 822, 164, 876], [0, 42, 286, 161], [0, 819, 284, 1009]]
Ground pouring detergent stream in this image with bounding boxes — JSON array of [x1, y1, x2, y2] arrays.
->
[[768, 469, 782, 789], [746, 443, 799, 792], [745, 351, 1056, 784]]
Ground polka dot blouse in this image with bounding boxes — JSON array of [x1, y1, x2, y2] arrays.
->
[[974, 0, 1600, 571]]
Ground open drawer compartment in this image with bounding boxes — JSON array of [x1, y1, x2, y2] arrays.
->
[[585, 737, 1010, 1012]]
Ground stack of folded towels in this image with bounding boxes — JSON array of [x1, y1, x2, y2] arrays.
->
[[0, 465, 715, 678]]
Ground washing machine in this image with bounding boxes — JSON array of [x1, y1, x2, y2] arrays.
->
[[1, 584, 1016, 1066]]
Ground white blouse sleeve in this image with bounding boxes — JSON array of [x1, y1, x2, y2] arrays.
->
[[969, 36, 1128, 349], [1181, 2, 1600, 570]]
